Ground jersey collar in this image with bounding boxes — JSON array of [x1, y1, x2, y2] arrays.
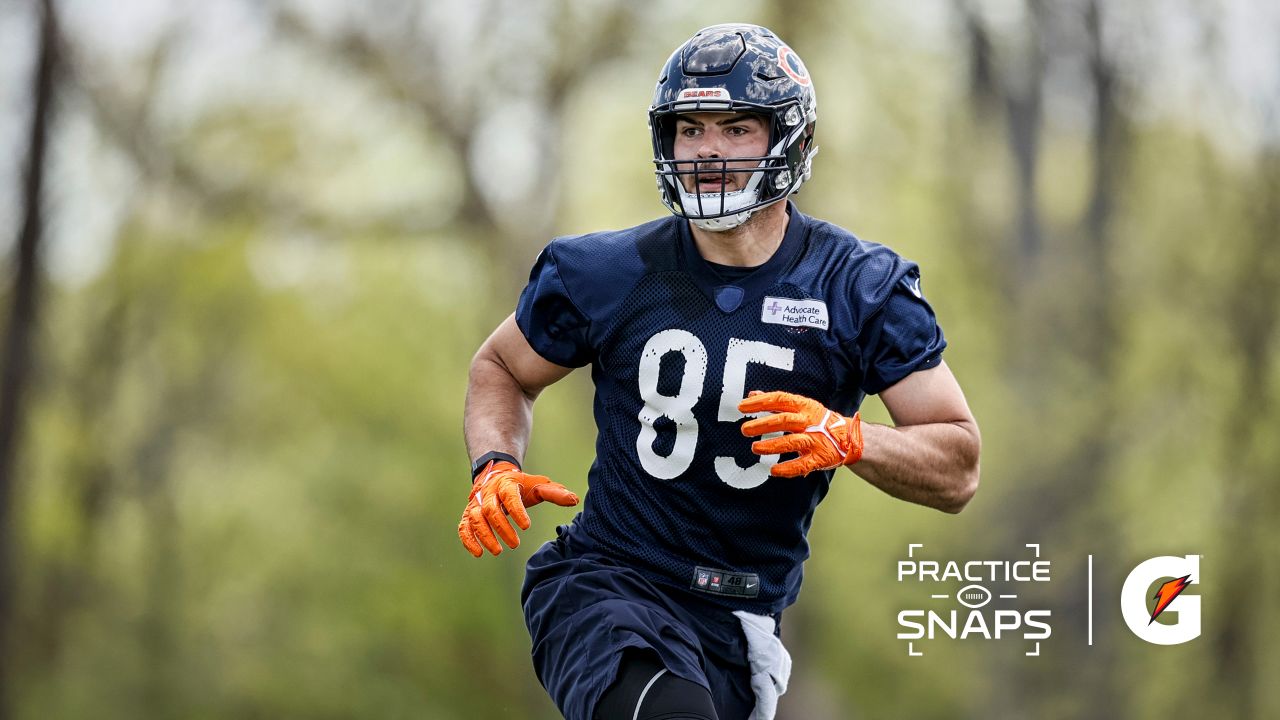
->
[[677, 200, 809, 313]]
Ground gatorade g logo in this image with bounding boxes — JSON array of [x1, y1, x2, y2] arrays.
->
[[1120, 555, 1201, 645]]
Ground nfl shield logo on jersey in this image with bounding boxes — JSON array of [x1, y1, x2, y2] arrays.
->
[[696, 570, 711, 588]]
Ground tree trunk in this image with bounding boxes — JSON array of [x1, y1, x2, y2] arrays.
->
[[0, 0, 59, 716]]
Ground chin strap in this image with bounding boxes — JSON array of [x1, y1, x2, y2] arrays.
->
[[691, 209, 755, 232]]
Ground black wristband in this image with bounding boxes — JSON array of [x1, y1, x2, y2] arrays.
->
[[470, 451, 522, 481]]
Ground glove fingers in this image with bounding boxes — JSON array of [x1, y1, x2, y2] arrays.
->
[[738, 390, 810, 415], [463, 468, 573, 559], [511, 474, 552, 514], [482, 489, 522, 549], [458, 516, 484, 557], [741, 412, 808, 437], [770, 457, 817, 478], [499, 482, 532, 531], [529, 482, 580, 508], [468, 503, 504, 555], [751, 433, 814, 456]]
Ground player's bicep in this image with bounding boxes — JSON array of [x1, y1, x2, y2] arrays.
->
[[482, 314, 575, 398], [877, 360, 974, 428]]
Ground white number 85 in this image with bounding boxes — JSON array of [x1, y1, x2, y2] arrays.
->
[[635, 329, 794, 489]]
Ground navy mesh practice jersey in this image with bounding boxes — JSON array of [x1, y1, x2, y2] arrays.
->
[[515, 202, 946, 614]]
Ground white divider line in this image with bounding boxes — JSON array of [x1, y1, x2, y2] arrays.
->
[[1088, 554, 1094, 647]]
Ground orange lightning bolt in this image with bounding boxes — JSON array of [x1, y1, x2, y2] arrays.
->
[[1149, 574, 1192, 625]]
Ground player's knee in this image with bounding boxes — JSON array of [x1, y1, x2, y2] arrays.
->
[[595, 649, 718, 720]]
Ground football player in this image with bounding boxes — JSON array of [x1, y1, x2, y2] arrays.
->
[[459, 23, 980, 720]]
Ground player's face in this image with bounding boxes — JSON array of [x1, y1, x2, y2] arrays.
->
[[672, 112, 770, 194]]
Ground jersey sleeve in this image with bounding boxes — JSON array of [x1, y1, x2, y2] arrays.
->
[[515, 243, 595, 368], [855, 268, 946, 394]]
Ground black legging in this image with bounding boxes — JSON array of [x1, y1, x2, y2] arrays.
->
[[594, 648, 719, 720]]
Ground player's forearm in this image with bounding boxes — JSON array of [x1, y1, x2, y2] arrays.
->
[[463, 351, 537, 465], [850, 420, 980, 513]]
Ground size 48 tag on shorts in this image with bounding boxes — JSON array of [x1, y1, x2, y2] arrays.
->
[[761, 296, 829, 330], [691, 566, 760, 598]]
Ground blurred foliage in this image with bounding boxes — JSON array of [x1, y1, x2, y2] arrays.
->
[[3, 1, 1279, 719]]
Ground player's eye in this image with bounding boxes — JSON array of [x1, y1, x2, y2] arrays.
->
[[678, 126, 700, 138]]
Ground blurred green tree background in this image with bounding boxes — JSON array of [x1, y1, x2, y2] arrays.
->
[[1, 1, 1277, 718]]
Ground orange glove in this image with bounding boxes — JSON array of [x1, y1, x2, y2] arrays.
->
[[458, 460, 579, 557], [738, 390, 863, 478]]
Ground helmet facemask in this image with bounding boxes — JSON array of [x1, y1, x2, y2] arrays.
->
[[650, 100, 814, 232]]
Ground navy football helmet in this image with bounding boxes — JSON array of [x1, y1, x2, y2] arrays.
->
[[649, 24, 818, 231]]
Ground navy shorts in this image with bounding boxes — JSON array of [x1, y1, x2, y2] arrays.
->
[[521, 523, 760, 720]]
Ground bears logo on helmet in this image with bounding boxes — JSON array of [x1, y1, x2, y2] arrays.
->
[[776, 46, 810, 86]]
